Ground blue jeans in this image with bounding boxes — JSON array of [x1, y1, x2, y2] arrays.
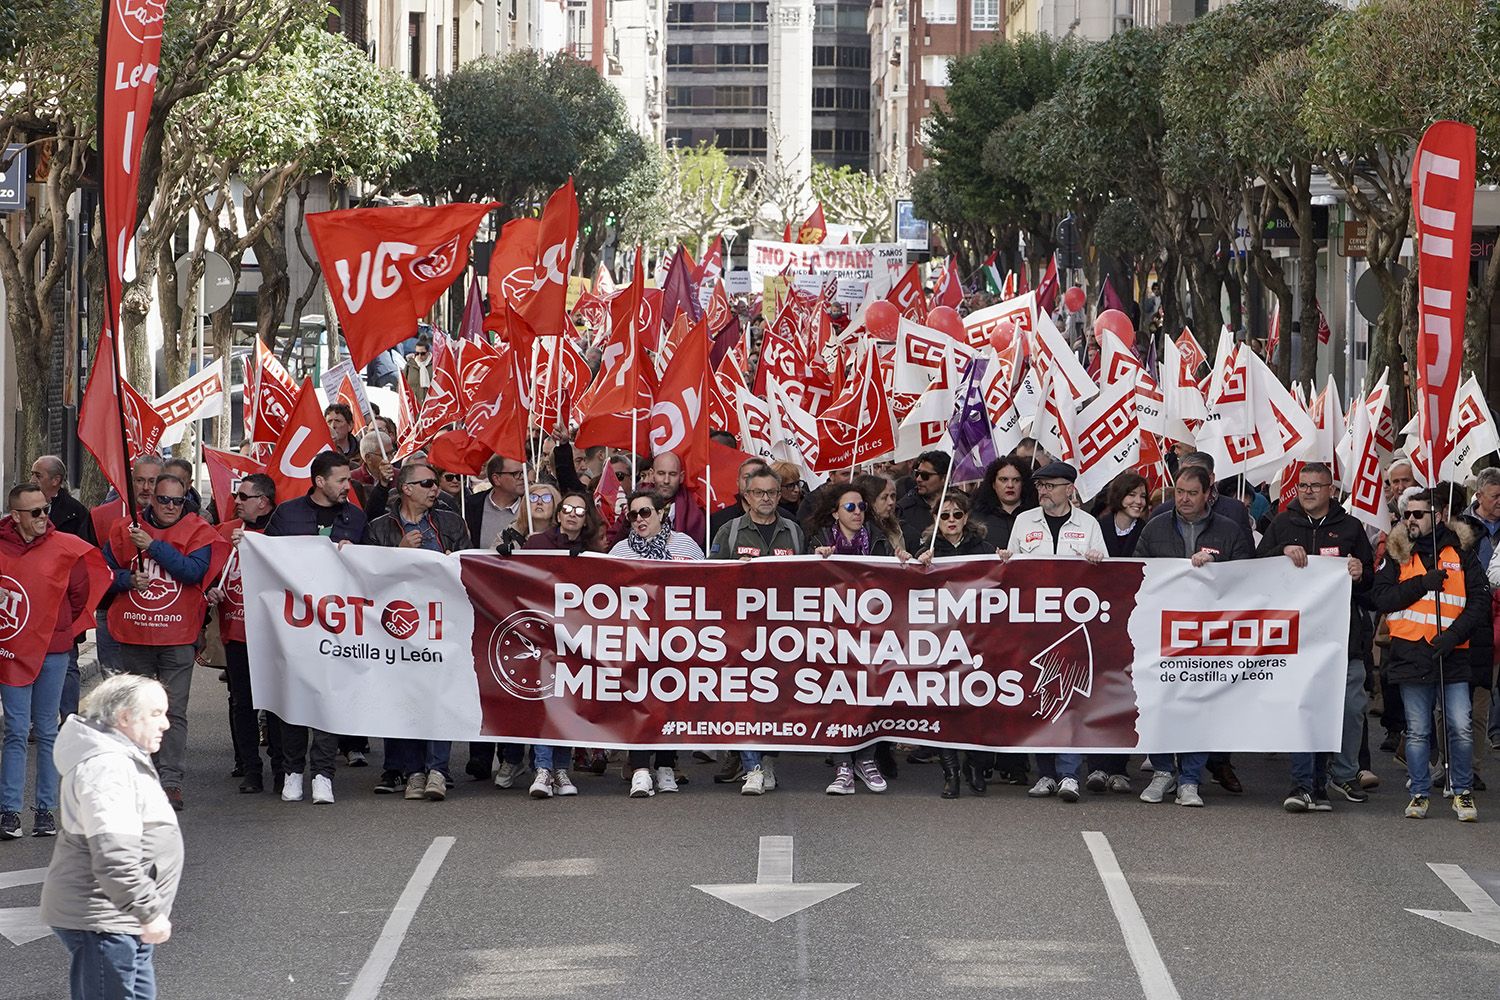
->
[[532, 745, 574, 770], [1401, 681, 1473, 796], [384, 739, 452, 777], [1488, 683, 1500, 745], [1, 651, 68, 812], [53, 928, 156, 1000], [740, 751, 763, 769], [1154, 753, 1208, 785], [1292, 657, 1369, 788], [61, 645, 81, 720], [93, 609, 122, 675]]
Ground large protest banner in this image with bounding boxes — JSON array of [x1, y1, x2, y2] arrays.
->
[[241, 536, 1350, 753], [747, 240, 905, 286]]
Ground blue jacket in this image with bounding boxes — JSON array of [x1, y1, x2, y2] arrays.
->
[[264, 494, 367, 543], [102, 510, 213, 593]]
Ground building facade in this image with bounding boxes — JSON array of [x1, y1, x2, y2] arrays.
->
[[663, 0, 874, 168]]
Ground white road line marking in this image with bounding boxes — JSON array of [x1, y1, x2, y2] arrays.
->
[[1082, 831, 1182, 1000], [1407, 862, 1500, 946], [345, 836, 455, 1000], [503, 858, 600, 878], [0, 867, 47, 891]]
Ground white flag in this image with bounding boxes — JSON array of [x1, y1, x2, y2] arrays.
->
[[153, 359, 225, 447]]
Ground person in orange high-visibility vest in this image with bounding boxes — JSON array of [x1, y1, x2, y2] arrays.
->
[[1370, 487, 1487, 823]]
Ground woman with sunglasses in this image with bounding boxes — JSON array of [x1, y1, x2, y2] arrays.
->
[[606, 491, 702, 797], [523, 491, 603, 557], [806, 484, 907, 560], [915, 490, 992, 563], [607, 490, 705, 561]]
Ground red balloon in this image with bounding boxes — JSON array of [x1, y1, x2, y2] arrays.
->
[[864, 300, 900, 340], [1094, 308, 1135, 346], [1062, 286, 1086, 313], [988, 319, 1016, 353], [927, 305, 966, 342]]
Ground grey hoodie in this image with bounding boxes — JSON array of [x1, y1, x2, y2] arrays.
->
[[40, 716, 183, 934]]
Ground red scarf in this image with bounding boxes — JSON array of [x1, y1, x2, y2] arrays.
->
[[0, 520, 111, 685], [108, 514, 230, 646]]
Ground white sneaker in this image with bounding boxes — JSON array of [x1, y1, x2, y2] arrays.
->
[[1058, 777, 1081, 803], [553, 769, 578, 797], [826, 764, 856, 795], [494, 760, 526, 789], [742, 766, 766, 795], [1140, 772, 1177, 803], [1027, 776, 1058, 798], [762, 757, 777, 791], [854, 758, 888, 793], [311, 775, 334, 804], [655, 766, 679, 793], [281, 772, 304, 802], [529, 768, 554, 799], [1176, 783, 1205, 807], [629, 769, 655, 797]]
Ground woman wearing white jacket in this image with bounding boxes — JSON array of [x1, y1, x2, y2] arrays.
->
[[41, 675, 180, 1000]]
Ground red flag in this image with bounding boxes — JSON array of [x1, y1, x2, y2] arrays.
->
[[428, 430, 492, 476], [337, 376, 367, 434], [752, 299, 809, 397], [1266, 300, 1282, 363], [485, 216, 541, 333], [456, 275, 485, 343], [396, 371, 419, 438], [797, 204, 828, 245], [697, 235, 724, 285], [594, 452, 623, 530], [532, 335, 591, 434], [932, 258, 963, 310], [1412, 121, 1475, 476], [203, 447, 266, 523], [78, 338, 165, 502], [308, 201, 496, 369], [1016, 261, 1030, 294], [397, 335, 461, 459], [1174, 327, 1208, 375], [577, 254, 653, 441], [515, 179, 580, 339], [1315, 300, 1332, 345], [659, 246, 702, 326], [1036, 255, 1059, 314], [887, 264, 929, 321], [247, 338, 299, 447], [466, 340, 529, 462], [266, 380, 335, 503], [813, 347, 895, 471]]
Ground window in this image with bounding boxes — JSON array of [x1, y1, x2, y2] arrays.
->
[[813, 87, 835, 109], [921, 53, 951, 87], [714, 85, 766, 109], [922, 0, 957, 22], [812, 87, 870, 111], [666, 128, 696, 147], [813, 45, 835, 66], [667, 2, 695, 21], [667, 86, 694, 107], [814, 3, 835, 28], [667, 43, 695, 65], [714, 127, 767, 155], [812, 129, 834, 152], [971, 0, 998, 30], [836, 46, 869, 69], [835, 129, 869, 153], [715, 43, 764, 65]]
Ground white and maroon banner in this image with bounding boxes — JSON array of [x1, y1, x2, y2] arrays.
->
[[242, 537, 1350, 753]]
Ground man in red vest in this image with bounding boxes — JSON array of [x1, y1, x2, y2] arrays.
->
[[90, 456, 162, 678], [206, 473, 279, 795], [103, 473, 228, 811], [0, 484, 109, 839]]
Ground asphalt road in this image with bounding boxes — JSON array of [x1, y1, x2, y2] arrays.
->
[[5, 674, 1500, 1000]]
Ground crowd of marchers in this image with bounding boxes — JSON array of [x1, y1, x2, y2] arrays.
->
[[2, 422, 1493, 842]]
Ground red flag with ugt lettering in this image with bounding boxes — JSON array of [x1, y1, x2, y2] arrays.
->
[[78, 337, 167, 501], [246, 338, 299, 448], [485, 216, 540, 334], [887, 264, 929, 321], [813, 348, 895, 472], [1412, 121, 1476, 476], [515, 179, 579, 340], [203, 447, 266, 523], [932, 257, 963, 310], [266, 379, 335, 504], [307, 201, 497, 370]]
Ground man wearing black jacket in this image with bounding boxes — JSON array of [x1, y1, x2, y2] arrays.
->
[[1257, 463, 1376, 811], [1149, 451, 1254, 548], [1369, 487, 1485, 822], [897, 450, 950, 552]]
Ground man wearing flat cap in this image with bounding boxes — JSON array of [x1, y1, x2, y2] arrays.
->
[[998, 462, 1107, 562]]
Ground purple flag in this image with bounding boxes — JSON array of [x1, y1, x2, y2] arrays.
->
[[457, 275, 485, 343], [660, 246, 703, 326], [1099, 275, 1129, 316], [948, 356, 996, 482]]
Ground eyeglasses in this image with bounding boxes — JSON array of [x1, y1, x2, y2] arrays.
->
[[441, 473, 461, 482], [529, 493, 555, 504], [413, 351, 429, 358], [234, 492, 266, 502], [745, 488, 779, 499], [913, 470, 939, 480], [628, 506, 657, 520], [559, 504, 587, 517], [153, 495, 187, 507], [1034, 481, 1070, 490], [1403, 509, 1432, 520], [10, 505, 49, 518], [939, 510, 966, 521], [840, 501, 867, 512], [407, 478, 439, 489], [1298, 482, 1332, 491], [781, 481, 803, 491]]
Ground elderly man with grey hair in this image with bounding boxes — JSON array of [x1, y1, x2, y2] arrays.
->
[[1458, 465, 1500, 751], [41, 674, 181, 999]]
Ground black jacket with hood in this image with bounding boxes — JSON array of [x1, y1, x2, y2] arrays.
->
[[1369, 521, 1489, 686], [1256, 500, 1375, 661]]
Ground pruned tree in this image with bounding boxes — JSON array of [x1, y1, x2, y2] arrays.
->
[[811, 163, 911, 243]]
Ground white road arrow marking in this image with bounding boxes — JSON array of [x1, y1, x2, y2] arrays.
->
[[0, 867, 51, 946], [694, 836, 858, 923], [1408, 863, 1500, 946]]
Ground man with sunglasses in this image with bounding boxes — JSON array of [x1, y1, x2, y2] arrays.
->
[[206, 474, 280, 796], [1371, 487, 1485, 822], [896, 451, 950, 552], [1256, 462, 1376, 812], [368, 464, 471, 802], [103, 475, 230, 812]]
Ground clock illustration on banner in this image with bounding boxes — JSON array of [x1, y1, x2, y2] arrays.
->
[[487, 609, 559, 701]]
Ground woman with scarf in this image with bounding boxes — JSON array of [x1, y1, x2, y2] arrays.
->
[[607, 490, 702, 797], [805, 482, 908, 560]]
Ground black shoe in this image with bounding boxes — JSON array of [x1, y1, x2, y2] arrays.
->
[[164, 787, 184, 812], [0, 810, 21, 839], [713, 752, 744, 783], [588, 751, 609, 775], [907, 748, 939, 764], [1379, 732, 1401, 753], [1283, 786, 1312, 812], [997, 769, 1030, 786], [374, 769, 403, 794], [874, 742, 898, 780], [1208, 762, 1243, 794], [464, 760, 492, 782], [31, 809, 56, 837], [230, 764, 246, 778], [1329, 780, 1369, 803], [939, 750, 961, 799], [239, 771, 264, 794], [962, 755, 988, 796], [272, 772, 285, 794]]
